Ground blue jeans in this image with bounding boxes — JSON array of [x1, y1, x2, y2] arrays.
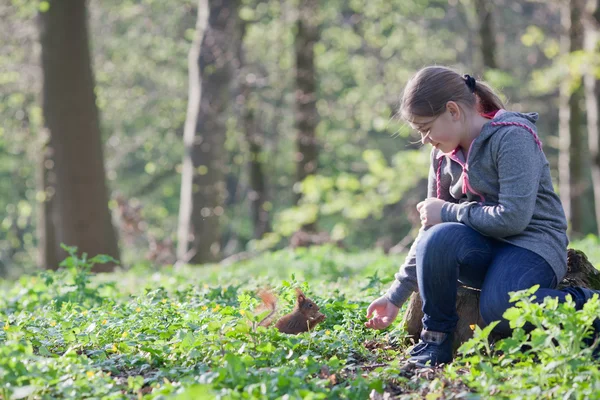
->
[[417, 222, 589, 336]]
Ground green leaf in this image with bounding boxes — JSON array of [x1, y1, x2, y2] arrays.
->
[[502, 307, 521, 321], [89, 254, 118, 265]]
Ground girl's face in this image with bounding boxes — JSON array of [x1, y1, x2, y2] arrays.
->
[[409, 102, 465, 153]]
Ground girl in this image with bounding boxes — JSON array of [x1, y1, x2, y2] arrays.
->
[[364, 66, 600, 367]]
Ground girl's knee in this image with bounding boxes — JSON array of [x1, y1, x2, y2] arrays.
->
[[417, 223, 468, 254]]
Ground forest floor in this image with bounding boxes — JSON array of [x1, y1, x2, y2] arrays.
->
[[2, 239, 600, 399]]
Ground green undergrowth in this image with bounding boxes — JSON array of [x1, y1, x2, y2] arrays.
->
[[1, 243, 600, 399]]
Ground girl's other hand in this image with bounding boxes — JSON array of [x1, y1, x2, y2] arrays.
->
[[365, 296, 399, 330], [416, 197, 446, 226]]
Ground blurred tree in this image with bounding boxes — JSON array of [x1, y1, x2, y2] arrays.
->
[[242, 80, 273, 239], [177, 0, 210, 263], [294, 0, 319, 225], [583, 0, 600, 235], [237, 18, 273, 240], [177, 0, 241, 264], [37, 138, 58, 269], [474, 0, 498, 70], [39, 0, 120, 271], [558, 0, 585, 236]]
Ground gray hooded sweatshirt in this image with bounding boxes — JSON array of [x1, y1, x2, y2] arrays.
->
[[386, 110, 569, 308]]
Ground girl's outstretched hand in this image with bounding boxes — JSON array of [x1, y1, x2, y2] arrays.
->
[[365, 296, 399, 330]]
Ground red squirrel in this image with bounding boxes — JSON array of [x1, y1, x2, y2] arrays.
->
[[256, 288, 326, 334]]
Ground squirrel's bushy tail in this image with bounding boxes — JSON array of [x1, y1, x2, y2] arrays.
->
[[256, 289, 277, 327]]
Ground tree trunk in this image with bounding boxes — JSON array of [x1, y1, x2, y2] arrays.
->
[[584, 0, 600, 235], [177, 0, 241, 264], [37, 136, 59, 269], [294, 0, 319, 220], [177, 0, 210, 263], [245, 104, 272, 239], [237, 23, 272, 240], [559, 0, 585, 236], [39, 0, 120, 271], [474, 0, 498, 70], [402, 249, 600, 349]]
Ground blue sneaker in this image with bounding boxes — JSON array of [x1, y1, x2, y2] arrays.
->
[[407, 330, 454, 367]]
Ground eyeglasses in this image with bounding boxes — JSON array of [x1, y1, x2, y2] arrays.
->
[[414, 115, 440, 145]]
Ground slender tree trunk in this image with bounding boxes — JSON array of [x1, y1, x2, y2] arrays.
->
[[177, 0, 241, 264], [294, 0, 319, 196], [559, 0, 585, 236], [584, 0, 600, 235], [39, 0, 120, 271], [236, 22, 272, 240], [294, 0, 319, 231], [37, 135, 59, 269], [474, 0, 498, 70], [245, 104, 272, 239], [177, 0, 210, 263]]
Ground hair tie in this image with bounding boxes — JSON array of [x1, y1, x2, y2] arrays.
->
[[463, 74, 476, 93]]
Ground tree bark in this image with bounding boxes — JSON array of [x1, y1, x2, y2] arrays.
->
[[559, 0, 585, 236], [236, 21, 272, 240], [245, 102, 272, 239], [474, 0, 498, 70], [294, 0, 319, 219], [39, 0, 120, 271], [177, 0, 241, 264], [584, 0, 600, 235], [177, 0, 210, 263], [37, 136, 59, 269]]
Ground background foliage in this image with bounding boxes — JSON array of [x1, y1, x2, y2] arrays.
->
[[2, 0, 594, 275]]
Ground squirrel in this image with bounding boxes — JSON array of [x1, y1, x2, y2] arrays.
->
[[256, 288, 326, 334]]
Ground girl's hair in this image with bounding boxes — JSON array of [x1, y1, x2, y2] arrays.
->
[[399, 66, 505, 122]]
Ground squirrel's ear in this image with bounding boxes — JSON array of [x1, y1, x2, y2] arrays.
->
[[295, 288, 306, 303]]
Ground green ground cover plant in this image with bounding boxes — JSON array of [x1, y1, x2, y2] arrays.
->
[[1, 243, 600, 399]]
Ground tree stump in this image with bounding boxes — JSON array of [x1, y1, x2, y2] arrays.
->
[[401, 248, 600, 349]]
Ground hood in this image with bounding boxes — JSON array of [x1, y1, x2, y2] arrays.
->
[[477, 110, 539, 142], [435, 110, 542, 160]]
